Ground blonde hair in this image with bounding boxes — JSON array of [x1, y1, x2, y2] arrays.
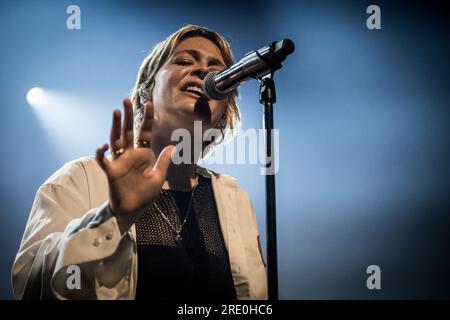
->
[[130, 25, 240, 148]]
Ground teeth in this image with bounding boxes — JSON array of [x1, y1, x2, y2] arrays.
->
[[186, 85, 203, 94]]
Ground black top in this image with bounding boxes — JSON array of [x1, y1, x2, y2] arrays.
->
[[135, 175, 236, 301]]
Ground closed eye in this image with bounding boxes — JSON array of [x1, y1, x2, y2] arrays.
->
[[175, 60, 193, 66]]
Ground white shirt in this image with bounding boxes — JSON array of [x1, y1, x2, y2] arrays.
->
[[12, 157, 268, 299]]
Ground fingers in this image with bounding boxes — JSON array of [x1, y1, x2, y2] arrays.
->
[[109, 109, 123, 155], [122, 99, 134, 149], [137, 100, 154, 147], [150, 145, 175, 180], [95, 143, 111, 172]]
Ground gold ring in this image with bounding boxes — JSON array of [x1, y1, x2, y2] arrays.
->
[[113, 148, 125, 156], [137, 139, 151, 148]]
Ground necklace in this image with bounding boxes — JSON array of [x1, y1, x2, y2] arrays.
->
[[151, 179, 198, 246]]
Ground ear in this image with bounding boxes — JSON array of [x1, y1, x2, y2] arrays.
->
[[138, 86, 152, 105]]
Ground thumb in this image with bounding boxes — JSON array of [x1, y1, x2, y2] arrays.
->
[[153, 145, 175, 179]]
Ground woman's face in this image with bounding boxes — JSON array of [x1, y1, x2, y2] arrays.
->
[[151, 36, 228, 133]]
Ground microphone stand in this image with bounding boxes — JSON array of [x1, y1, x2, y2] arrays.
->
[[205, 38, 293, 300], [259, 73, 278, 300]]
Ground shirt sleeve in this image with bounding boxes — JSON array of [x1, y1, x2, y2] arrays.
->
[[12, 163, 136, 300]]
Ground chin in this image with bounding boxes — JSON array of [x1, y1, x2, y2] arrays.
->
[[176, 97, 212, 122]]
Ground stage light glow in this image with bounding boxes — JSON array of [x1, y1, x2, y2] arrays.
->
[[28, 89, 111, 160], [26, 87, 46, 108]]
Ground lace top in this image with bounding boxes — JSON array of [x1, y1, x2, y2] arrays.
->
[[135, 175, 236, 301]]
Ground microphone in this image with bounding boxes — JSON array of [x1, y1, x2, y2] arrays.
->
[[202, 39, 295, 100]]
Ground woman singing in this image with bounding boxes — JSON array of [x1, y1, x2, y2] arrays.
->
[[12, 25, 267, 300]]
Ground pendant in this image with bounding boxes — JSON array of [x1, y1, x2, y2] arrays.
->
[[175, 234, 183, 246]]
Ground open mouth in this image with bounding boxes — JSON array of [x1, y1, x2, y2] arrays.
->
[[181, 82, 208, 100]]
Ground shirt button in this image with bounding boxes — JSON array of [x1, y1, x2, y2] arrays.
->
[[93, 238, 101, 247], [105, 231, 113, 240]]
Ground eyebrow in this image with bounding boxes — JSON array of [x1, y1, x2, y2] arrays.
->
[[173, 49, 227, 69]]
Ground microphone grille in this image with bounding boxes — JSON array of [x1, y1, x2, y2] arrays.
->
[[203, 71, 227, 100]]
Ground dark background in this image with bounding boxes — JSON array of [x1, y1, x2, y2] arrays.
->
[[0, 0, 449, 299]]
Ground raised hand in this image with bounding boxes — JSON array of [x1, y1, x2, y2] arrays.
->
[[95, 99, 174, 233]]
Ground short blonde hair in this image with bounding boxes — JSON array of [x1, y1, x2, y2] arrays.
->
[[130, 25, 240, 147]]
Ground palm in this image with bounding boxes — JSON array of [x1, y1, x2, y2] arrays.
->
[[96, 99, 174, 218], [108, 148, 160, 211]]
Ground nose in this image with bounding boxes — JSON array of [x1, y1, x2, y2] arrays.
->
[[190, 63, 209, 80]]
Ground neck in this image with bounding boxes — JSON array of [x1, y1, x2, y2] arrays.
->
[[151, 124, 202, 191], [164, 162, 198, 191]]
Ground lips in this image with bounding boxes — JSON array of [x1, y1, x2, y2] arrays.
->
[[180, 81, 208, 100]]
